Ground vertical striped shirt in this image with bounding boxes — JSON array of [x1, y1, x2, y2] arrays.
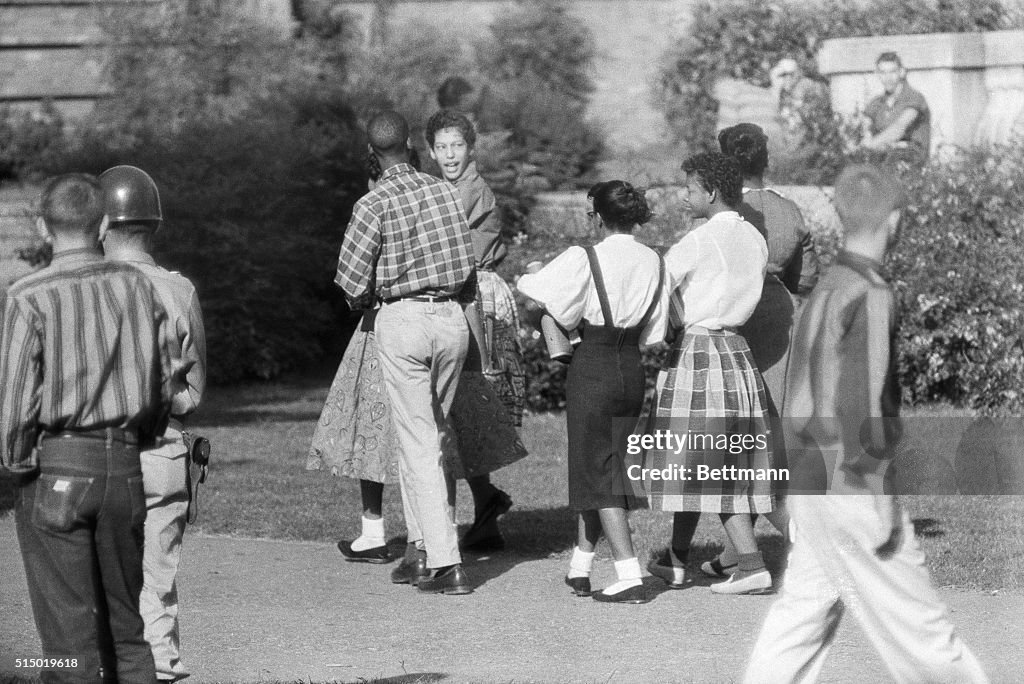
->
[[0, 249, 173, 474], [336, 163, 476, 309]]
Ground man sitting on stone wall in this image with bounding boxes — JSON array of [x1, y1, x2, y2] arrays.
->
[[860, 51, 931, 163]]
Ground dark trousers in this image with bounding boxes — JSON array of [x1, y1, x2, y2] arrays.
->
[[15, 436, 156, 684]]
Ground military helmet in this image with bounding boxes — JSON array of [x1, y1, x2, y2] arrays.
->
[[99, 165, 162, 224]]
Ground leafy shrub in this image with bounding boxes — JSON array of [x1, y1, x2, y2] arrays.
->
[[654, 0, 1020, 183], [889, 144, 1024, 412], [0, 103, 68, 182]]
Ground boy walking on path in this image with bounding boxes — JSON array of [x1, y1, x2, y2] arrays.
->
[[742, 165, 988, 683]]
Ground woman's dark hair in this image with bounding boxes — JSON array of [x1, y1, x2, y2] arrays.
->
[[681, 152, 743, 208], [718, 123, 769, 178], [587, 180, 652, 230]]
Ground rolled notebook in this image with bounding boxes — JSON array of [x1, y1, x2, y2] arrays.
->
[[540, 315, 573, 362]]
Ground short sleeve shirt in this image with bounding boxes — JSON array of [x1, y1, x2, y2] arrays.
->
[[866, 83, 931, 152]]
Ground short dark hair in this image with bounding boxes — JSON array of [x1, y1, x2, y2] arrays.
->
[[437, 76, 475, 109], [834, 164, 906, 232], [681, 152, 743, 208], [718, 123, 769, 177], [367, 111, 409, 155], [424, 110, 477, 149], [876, 51, 903, 68], [39, 173, 105, 234], [587, 180, 652, 230]]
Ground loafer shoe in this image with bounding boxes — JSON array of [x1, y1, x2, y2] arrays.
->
[[390, 550, 429, 586], [647, 550, 691, 589], [417, 564, 474, 595], [337, 540, 393, 564], [710, 569, 773, 595], [700, 557, 738, 578], [564, 575, 592, 597], [592, 584, 650, 604]]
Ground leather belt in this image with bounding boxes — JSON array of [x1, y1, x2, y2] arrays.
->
[[43, 427, 139, 445], [382, 294, 457, 304]]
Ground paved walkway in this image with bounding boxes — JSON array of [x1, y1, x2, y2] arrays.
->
[[2, 516, 1022, 683]]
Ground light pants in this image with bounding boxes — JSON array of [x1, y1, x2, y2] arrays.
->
[[140, 441, 189, 682], [376, 299, 468, 569], [743, 495, 989, 684]]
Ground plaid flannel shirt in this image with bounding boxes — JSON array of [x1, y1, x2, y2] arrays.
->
[[336, 163, 476, 309]]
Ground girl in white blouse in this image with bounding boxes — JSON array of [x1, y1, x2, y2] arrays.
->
[[645, 152, 780, 595], [518, 181, 669, 604]]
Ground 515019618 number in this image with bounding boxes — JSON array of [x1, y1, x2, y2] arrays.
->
[[14, 657, 79, 669]]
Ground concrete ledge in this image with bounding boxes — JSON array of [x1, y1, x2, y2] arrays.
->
[[819, 32, 988, 75]]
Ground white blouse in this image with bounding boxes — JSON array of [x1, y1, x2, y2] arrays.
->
[[664, 211, 767, 330], [517, 233, 669, 348]]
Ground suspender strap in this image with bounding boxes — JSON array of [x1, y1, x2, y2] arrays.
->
[[637, 257, 665, 331], [585, 246, 664, 333], [585, 246, 615, 326]]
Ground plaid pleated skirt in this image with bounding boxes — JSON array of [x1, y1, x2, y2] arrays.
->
[[645, 326, 777, 513]]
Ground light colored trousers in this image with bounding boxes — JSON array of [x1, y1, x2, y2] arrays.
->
[[140, 437, 190, 682], [744, 495, 989, 684], [376, 299, 468, 569]]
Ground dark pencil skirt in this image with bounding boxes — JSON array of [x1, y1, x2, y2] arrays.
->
[[565, 325, 645, 512]]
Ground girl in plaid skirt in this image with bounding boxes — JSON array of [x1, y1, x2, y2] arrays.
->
[[645, 152, 780, 595]]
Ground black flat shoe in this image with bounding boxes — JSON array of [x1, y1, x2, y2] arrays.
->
[[390, 550, 429, 586], [462, 489, 513, 548], [592, 584, 650, 604], [418, 564, 474, 595], [564, 575, 592, 597], [337, 540, 393, 564]]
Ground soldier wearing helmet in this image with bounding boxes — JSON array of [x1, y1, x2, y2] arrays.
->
[[100, 165, 206, 683]]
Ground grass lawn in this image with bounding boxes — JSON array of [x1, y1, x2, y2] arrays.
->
[[2, 377, 1021, 593]]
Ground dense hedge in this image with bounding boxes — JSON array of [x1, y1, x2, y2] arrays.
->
[[654, 0, 1022, 183], [890, 146, 1024, 413]]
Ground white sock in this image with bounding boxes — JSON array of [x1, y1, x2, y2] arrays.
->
[[602, 557, 643, 595], [350, 515, 385, 552], [567, 547, 595, 579]]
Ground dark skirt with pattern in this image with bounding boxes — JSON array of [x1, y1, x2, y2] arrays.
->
[[566, 325, 645, 512], [645, 327, 776, 514]]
